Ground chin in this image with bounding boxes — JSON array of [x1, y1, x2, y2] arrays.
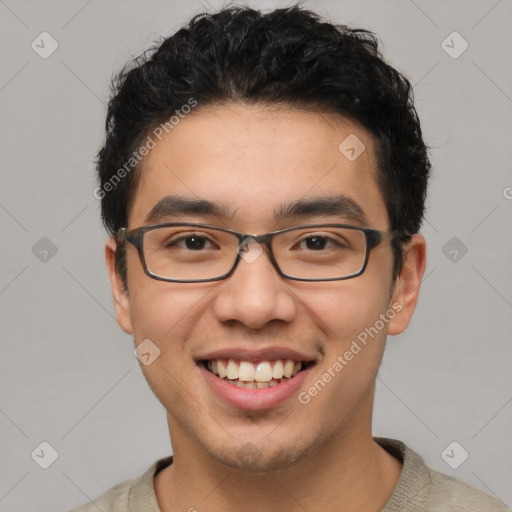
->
[[205, 436, 313, 472]]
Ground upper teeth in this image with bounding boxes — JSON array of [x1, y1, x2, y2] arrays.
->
[[208, 359, 302, 382]]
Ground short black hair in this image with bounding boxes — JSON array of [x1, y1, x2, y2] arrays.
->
[[96, 3, 431, 291]]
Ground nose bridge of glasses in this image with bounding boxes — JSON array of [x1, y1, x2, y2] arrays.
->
[[233, 233, 280, 272], [237, 234, 271, 255], [236, 232, 273, 252]]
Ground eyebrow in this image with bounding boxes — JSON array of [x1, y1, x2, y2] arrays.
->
[[143, 194, 369, 227]]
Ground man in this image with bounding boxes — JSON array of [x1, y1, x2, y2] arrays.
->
[[73, 4, 510, 511]]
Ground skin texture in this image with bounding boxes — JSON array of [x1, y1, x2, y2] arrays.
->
[[105, 103, 426, 512]]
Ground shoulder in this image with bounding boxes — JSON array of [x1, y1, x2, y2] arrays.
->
[[68, 456, 173, 512], [425, 467, 510, 512], [375, 438, 510, 512], [68, 477, 135, 512]]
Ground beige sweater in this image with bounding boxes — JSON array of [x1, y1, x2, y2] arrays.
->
[[69, 438, 510, 511]]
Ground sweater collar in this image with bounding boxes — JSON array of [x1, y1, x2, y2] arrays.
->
[[375, 437, 433, 511]]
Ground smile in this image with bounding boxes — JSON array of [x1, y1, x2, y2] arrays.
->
[[202, 358, 312, 389]]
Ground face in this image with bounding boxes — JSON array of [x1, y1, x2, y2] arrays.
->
[[106, 103, 425, 471]]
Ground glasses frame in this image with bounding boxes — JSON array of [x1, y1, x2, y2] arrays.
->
[[116, 222, 399, 283]]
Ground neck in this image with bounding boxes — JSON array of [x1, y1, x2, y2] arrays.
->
[[155, 418, 402, 512]]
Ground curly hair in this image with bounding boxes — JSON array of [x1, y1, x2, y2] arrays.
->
[[96, 3, 431, 291]]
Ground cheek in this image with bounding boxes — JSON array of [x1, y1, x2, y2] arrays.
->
[[295, 337, 383, 437], [128, 284, 209, 409], [293, 276, 392, 344], [128, 280, 208, 348]]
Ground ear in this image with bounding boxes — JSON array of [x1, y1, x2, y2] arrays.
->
[[387, 234, 427, 336], [105, 237, 133, 334]]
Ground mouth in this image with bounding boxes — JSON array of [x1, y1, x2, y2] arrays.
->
[[198, 358, 316, 389]]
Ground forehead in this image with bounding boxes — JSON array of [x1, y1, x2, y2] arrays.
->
[[128, 103, 388, 230]]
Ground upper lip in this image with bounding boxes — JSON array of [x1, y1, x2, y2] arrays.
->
[[195, 347, 317, 364]]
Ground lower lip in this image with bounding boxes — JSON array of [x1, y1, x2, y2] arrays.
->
[[199, 363, 313, 411]]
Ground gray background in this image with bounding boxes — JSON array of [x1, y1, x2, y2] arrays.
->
[[0, 0, 511, 510]]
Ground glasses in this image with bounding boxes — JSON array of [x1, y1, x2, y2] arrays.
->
[[116, 222, 397, 283]]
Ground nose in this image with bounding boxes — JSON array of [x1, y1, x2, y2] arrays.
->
[[211, 240, 297, 330]]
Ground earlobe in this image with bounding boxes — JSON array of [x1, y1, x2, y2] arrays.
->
[[105, 237, 133, 334], [387, 234, 427, 336]]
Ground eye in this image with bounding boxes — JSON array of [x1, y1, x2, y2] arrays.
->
[[295, 234, 348, 251], [165, 233, 217, 251]]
